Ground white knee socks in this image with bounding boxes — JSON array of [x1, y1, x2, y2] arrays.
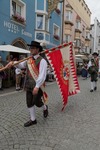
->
[[94, 81, 97, 88], [91, 81, 97, 90], [29, 106, 36, 121], [42, 104, 47, 110]]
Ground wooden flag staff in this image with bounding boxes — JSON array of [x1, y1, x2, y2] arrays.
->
[[0, 42, 72, 72]]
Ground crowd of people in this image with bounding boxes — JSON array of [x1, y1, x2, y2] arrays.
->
[[76, 52, 100, 92], [0, 54, 55, 91], [0, 40, 100, 127], [0, 55, 26, 91]]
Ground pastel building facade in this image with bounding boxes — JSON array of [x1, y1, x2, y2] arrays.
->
[[90, 18, 100, 55], [0, 0, 62, 61], [62, 0, 91, 54]]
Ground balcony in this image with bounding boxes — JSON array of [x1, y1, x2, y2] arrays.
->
[[64, 20, 73, 26], [85, 36, 90, 41], [12, 14, 25, 25], [75, 28, 82, 33]]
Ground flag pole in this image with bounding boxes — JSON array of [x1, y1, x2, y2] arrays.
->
[[0, 42, 72, 72]]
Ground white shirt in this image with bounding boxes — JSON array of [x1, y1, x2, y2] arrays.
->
[[15, 68, 21, 75], [15, 54, 47, 88], [87, 61, 92, 69]]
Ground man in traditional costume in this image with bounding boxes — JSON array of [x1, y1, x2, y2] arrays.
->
[[88, 52, 99, 92], [8, 41, 48, 127], [92, 52, 99, 69]]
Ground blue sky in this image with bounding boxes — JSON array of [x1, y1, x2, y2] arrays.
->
[[85, 0, 100, 23]]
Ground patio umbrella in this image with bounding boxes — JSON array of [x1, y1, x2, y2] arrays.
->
[[75, 54, 88, 60], [0, 45, 30, 54]]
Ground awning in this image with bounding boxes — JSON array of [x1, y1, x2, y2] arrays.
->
[[75, 57, 83, 63], [75, 54, 88, 60], [0, 45, 30, 54]]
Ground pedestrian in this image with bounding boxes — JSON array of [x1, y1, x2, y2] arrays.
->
[[6, 41, 48, 127], [81, 62, 88, 79], [88, 58, 98, 92], [92, 52, 99, 68]]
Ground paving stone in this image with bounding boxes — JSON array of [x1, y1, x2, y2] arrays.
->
[[0, 79, 100, 149]]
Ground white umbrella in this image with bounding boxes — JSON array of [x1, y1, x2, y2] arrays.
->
[[0, 45, 30, 54], [75, 54, 88, 60], [75, 57, 83, 63]]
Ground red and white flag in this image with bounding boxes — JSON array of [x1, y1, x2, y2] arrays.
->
[[46, 42, 80, 110]]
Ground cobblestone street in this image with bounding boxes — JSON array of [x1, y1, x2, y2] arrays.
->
[[0, 77, 100, 150]]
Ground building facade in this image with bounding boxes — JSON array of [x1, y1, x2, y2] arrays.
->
[[62, 0, 91, 54], [0, 0, 62, 61], [90, 18, 100, 55]]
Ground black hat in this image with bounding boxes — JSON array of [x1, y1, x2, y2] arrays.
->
[[27, 41, 43, 52], [92, 52, 98, 56]]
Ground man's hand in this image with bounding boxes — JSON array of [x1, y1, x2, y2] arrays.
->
[[32, 87, 39, 95]]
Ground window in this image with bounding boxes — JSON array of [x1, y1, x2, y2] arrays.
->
[[54, 24, 59, 35], [65, 11, 72, 21], [36, 14, 43, 29], [82, 26, 85, 37], [12, 1, 16, 14], [36, 32, 44, 40], [36, 14, 49, 31], [57, 3, 60, 10], [11, 0, 26, 23], [64, 34, 71, 43], [55, 3, 61, 14], [75, 39, 81, 47], [76, 21, 81, 30], [86, 32, 90, 39], [17, 4, 21, 16], [53, 24, 60, 40], [85, 47, 90, 53], [45, 16, 49, 32]]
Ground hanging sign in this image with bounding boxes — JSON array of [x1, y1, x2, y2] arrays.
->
[[47, 0, 60, 17]]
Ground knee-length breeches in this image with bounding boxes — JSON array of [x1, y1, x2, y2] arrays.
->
[[26, 88, 44, 108]]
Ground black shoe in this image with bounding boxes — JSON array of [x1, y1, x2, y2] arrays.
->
[[16, 88, 21, 91], [43, 105, 48, 118], [90, 89, 93, 92], [0, 88, 3, 91], [24, 119, 37, 127], [94, 87, 97, 91]]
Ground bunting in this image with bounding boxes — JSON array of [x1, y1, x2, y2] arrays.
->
[[46, 42, 80, 110]]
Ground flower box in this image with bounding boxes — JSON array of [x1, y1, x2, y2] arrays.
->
[[12, 14, 25, 24], [55, 8, 61, 14], [53, 35, 60, 40]]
